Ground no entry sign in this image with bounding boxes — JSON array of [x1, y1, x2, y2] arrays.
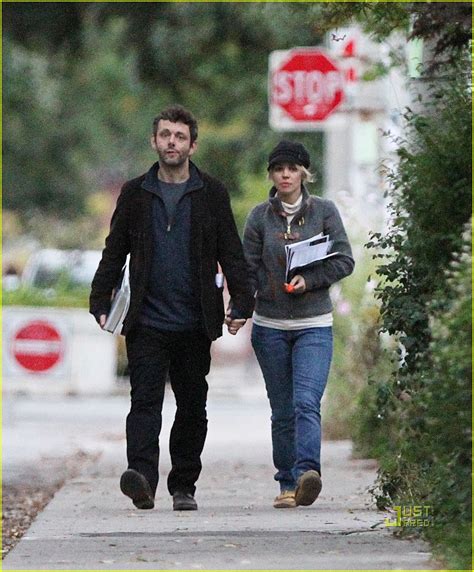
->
[[3, 311, 71, 379], [12, 320, 64, 372], [3, 307, 116, 395], [269, 48, 346, 130]]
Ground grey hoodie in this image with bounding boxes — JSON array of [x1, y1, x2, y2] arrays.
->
[[243, 186, 354, 320]]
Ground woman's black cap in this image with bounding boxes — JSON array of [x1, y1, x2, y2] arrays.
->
[[267, 140, 311, 170]]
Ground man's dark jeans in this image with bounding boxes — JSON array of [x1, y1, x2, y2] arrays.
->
[[125, 325, 211, 497]]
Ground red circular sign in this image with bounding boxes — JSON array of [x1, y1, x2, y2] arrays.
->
[[271, 49, 345, 121], [13, 320, 63, 372]]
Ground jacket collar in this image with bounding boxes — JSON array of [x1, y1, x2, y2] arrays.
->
[[141, 160, 203, 196], [269, 185, 311, 219]]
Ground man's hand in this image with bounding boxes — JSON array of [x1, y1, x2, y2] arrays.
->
[[99, 314, 107, 328], [224, 306, 247, 335], [285, 275, 306, 294], [224, 316, 247, 335], [225, 318, 247, 336]]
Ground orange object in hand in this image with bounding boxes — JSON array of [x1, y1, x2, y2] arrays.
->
[[284, 283, 295, 293]]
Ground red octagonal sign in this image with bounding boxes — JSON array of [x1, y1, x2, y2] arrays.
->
[[271, 49, 345, 123]]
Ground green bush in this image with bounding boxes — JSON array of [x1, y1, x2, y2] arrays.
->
[[3, 285, 90, 308], [357, 63, 472, 569], [366, 75, 471, 375], [420, 230, 472, 568], [367, 230, 471, 568]]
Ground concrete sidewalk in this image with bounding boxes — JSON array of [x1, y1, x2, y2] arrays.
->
[[3, 389, 436, 570]]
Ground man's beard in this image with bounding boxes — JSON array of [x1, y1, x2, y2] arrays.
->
[[158, 148, 188, 167]]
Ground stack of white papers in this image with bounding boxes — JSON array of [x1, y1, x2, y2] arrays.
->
[[103, 255, 130, 335], [285, 233, 338, 281]]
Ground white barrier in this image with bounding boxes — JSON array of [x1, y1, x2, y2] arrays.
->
[[2, 307, 117, 395]]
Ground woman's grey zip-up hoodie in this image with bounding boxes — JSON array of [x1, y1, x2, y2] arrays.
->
[[243, 186, 354, 320]]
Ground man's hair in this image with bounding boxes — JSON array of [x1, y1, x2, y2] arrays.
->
[[152, 105, 198, 143]]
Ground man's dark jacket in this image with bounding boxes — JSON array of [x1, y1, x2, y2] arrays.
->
[[89, 162, 254, 340]]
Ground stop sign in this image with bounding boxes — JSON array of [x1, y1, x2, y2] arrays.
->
[[12, 320, 64, 373], [270, 48, 345, 126]]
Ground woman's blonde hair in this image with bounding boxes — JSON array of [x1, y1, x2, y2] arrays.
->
[[268, 164, 316, 183], [298, 165, 315, 183]]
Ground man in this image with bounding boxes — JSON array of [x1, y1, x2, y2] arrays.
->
[[90, 105, 253, 511]]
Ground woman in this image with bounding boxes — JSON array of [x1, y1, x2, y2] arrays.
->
[[241, 140, 354, 508]]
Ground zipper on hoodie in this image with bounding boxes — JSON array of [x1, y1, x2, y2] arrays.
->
[[164, 181, 202, 233], [281, 215, 296, 317], [284, 215, 305, 240], [284, 217, 292, 240]]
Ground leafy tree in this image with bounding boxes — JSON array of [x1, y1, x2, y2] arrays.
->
[[3, 3, 326, 226], [368, 74, 472, 374], [3, 16, 160, 217], [3, 39, 85, 216], [310, 2, 471, 68], [62, 15, 161, 190], [2, 2, 87, 51]]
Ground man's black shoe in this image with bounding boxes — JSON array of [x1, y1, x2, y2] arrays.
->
[[120, 469, 154, 509], [173, 491, 198, 511]]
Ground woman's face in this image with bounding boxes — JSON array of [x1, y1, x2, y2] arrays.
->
[[270, 163, 303, 201]]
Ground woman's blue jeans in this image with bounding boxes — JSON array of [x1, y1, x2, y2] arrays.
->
[[251, 324, 333, 492]]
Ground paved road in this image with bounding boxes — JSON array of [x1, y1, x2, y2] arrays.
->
[[3, 372, 437, 570]]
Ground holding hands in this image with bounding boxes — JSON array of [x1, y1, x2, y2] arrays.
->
[[223, 274, 306, 335], [224, 307, 247, 335]]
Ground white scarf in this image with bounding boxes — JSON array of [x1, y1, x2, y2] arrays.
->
[[281, 193, 303, 223]]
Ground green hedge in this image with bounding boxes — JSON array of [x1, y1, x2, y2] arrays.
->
[[356, 63, 472, 570], [3, 285, 90, 308]]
